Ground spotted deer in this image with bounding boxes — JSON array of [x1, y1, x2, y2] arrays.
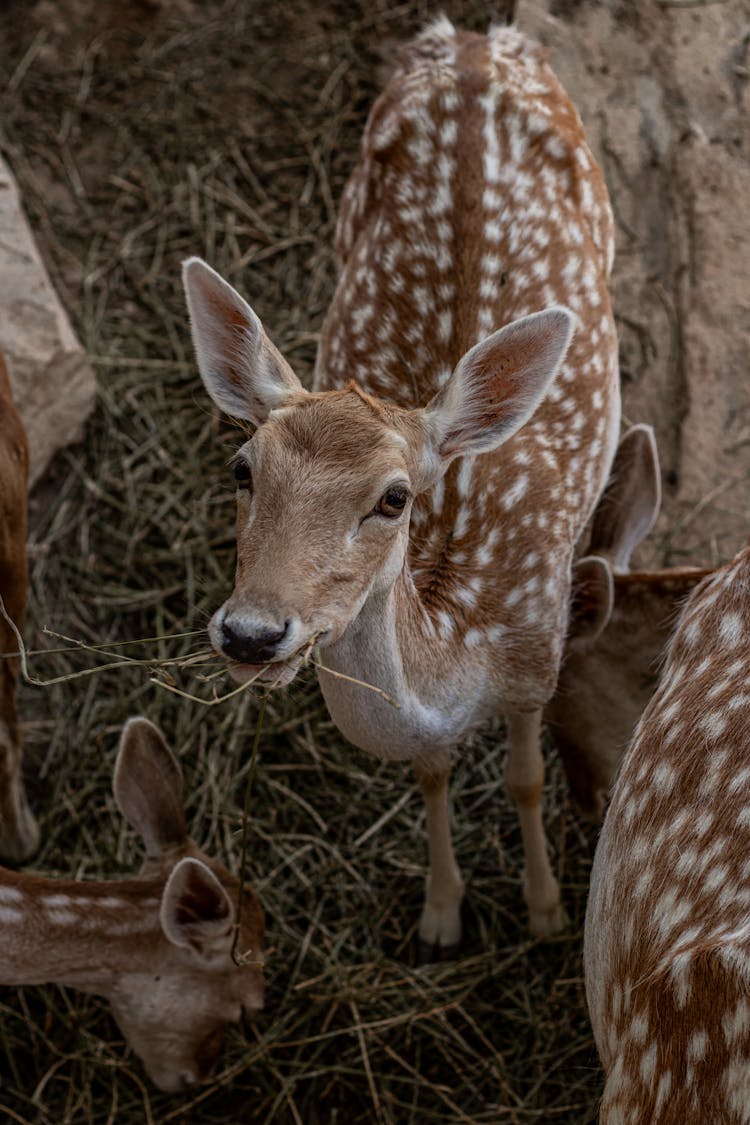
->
[[547, 424, 712, 819], [0, 717, 264, 1091], [0, 347, 39, 863], [585, 541, 750, 1122], [182, 18, 619, 953]]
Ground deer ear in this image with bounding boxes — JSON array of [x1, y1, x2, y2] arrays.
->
[[422, 307, 574, 462], [114, 718, 188, 859], [589, 424, 661, 572], [567, 555, 614, 650], [182, 257, 305, 426], [161, 858, 235, 959]]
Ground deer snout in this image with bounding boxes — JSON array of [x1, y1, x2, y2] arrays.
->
[[219, 615, 290, 664]]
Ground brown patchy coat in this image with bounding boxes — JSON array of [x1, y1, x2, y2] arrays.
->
[[0, 348, 38, 862], [585, 542, 750, 1122]]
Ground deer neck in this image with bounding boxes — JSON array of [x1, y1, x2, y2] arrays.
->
[[318, 561, 478, 760], [0, 870, 162, 990]]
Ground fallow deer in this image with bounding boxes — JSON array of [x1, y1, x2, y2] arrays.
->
[[0, 717, 264, 1091], [0, 347, 39, 863], [182, 19, 620, 952], [547, 424, 712, 820], [585, 539, 750, 1121]]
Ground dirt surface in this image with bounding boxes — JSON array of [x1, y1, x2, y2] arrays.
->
[[0, 1, 748, 1123]]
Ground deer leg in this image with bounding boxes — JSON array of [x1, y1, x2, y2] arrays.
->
[[413, 757, 464, 957], [0, 723, 38, 865], [504, 709, 566, 937], [0, 604, 38, 865]]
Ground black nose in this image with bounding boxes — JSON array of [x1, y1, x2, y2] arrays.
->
[[220, 618, 289, 664]]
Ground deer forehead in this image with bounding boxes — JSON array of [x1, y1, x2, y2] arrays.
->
[[253, 392, 416, 494]]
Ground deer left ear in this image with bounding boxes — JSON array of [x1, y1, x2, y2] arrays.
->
[[567, 555, 614, 650], [161, 858, 235, 959], [422, 307, 575, 463]]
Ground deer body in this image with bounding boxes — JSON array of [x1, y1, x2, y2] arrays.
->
[[0, 718, 264, 1092], [0, 868, 178, 988], [585, 542, 750, 1122], [184, 21, 619, 948], [0, 347, 38, 863]]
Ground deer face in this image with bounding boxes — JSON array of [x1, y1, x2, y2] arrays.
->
[[210, 391, 428, 684]]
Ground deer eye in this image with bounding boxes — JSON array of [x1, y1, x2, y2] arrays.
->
[[234, 459, 252, 491], [374, 485, 409, 518]]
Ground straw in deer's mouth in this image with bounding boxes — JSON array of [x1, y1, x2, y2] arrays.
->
[[224, 631, 323, 687]]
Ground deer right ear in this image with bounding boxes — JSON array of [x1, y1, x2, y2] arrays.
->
[[182, 258, 306, 426], [114, 718, 188, 859]]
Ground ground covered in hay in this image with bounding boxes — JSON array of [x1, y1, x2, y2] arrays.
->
[[0, 1, 673, 1121]]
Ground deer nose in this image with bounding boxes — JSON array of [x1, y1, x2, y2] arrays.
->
[[220, 617, 290, 664]]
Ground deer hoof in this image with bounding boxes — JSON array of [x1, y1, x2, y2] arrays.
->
[[529, 899, 568, 938]]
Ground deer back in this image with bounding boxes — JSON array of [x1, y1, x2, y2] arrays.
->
[[585, 542, 750, 1121]]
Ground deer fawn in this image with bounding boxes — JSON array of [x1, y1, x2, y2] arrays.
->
[[547, 424, 712, 819], [0, 347, 39, 863], [585, 539, 750, 1120], [183, 19, 619, 952], [0, 717, 264, 1091]]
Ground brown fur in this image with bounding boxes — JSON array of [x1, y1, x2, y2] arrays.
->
[[585, 544, 750, 1122], [549, 566, 713, 819], [0, 348, 38, 863]]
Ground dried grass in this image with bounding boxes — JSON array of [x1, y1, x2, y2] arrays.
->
[[0, 1, 604, 1121]]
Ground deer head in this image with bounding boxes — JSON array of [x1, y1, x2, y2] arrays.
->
[[105, 717, 264, 1090], [182, 256, 574, 686]]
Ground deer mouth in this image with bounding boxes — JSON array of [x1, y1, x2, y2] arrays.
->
[[226, 654, 304, 688]]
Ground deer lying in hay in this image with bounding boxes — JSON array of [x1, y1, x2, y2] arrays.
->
[[585, 539, 750, 1122], [0, 718, 264, 1091], [183, 18, 620, 954], [0, 346, 39, 863], [548, 424, 712, 820]]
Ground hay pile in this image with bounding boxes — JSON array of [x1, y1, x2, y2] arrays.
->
[[0, 2, 603, 1121]]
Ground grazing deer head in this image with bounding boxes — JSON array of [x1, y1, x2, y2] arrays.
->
[[0, 347, 39, 864], [0, 718, 264, 1091], [184, 19, 620, 951], [585, 540, 750, 1121]]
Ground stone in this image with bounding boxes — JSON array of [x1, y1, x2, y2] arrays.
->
[[0, 155, 95, 486]]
